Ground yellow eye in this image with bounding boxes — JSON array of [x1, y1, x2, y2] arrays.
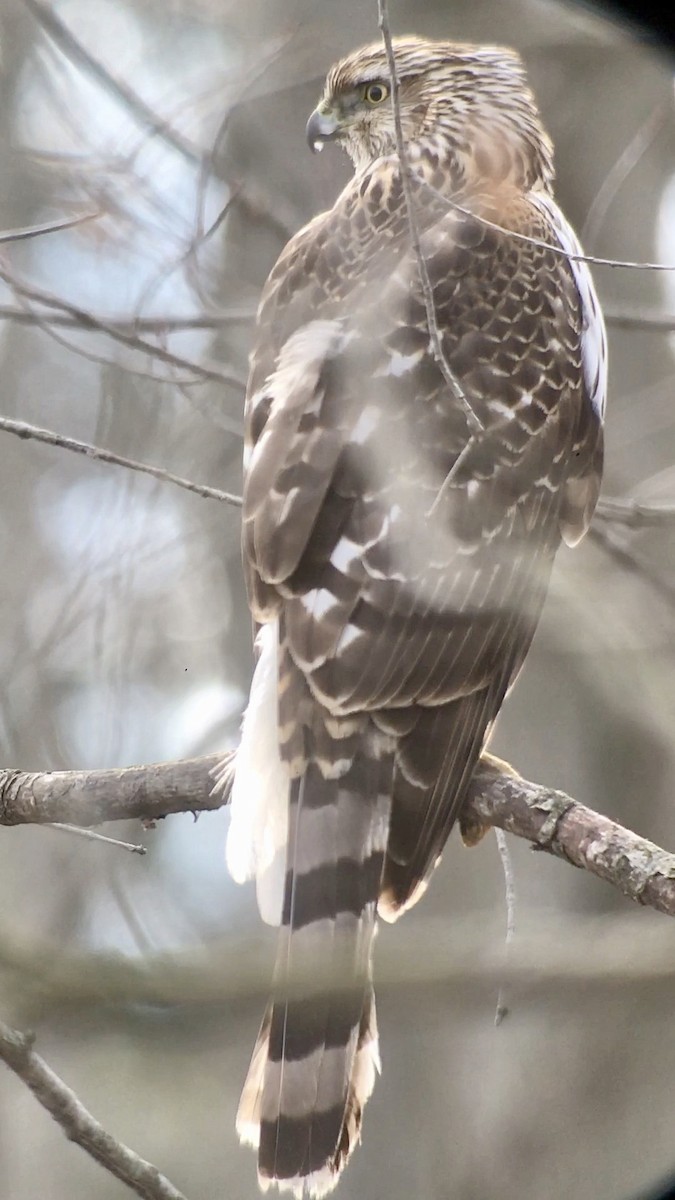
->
[[364, 82, 389, 105]]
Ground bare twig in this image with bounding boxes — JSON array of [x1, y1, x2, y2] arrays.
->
[[0, 265, 246, 389], [594, 496, 675, 529], [422, 177, 675, 273], [377, 0, 481, 436], [2, 753, 675, 919], [376, 0, 675, 280], [48, 823, 147, 854], [0, 1019, 188, 1200], [494, 827, 516, 1025], [5, 411, 671, 527], [3, 409, 671, 528], [0, 211, 100, 243], [0, 417, 243, 507], [605, 308, 675, 332], [0, 308, 255, 332]]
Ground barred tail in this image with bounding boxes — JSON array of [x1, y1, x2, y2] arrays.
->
[[237, 758, 391, 1197]]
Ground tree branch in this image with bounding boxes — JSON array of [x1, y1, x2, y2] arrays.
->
[[0, 308, 255, 332], [0, 211, 100, 243], [0, 756, 225, 828], [5, 407, 675, 527], [0, 264, 247, 389], [2, 752, 675, 918], [0, 1019, 188, 1200], [593, 496, 675, 529], [0, 417, 243, 506], [605, 307, 675, 332], [468, 763, 675, 917]]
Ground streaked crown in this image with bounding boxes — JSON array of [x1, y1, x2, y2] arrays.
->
[[308, 35, 554, 190]]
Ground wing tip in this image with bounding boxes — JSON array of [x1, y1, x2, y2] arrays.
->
[[378, 873, 430, 922]]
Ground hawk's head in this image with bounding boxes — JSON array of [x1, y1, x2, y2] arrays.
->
[[306, 35, 553, 190]]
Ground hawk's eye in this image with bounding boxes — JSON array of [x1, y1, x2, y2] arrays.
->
[[363, 82, 389, 105]]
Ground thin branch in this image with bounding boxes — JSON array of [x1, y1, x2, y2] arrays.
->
[[0, 1019, 188, 1200], [48, 823, 147, 854], [377, 0, 481, 437], [0, 211, 100, 243], [0, 417, 243, 507], [594, 496, 675, 529], [422, 177, 675, 272], [494, 827, 515, 1025], [605, 308, 675, 332], [7, 409, 674, 526], [0, 308, 256, 331], [2, 752, 675, 919], [3, 410, 671, 527], [0, 264, 246, 389], [377, 0, 675, 277]]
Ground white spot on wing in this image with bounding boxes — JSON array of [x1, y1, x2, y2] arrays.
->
[[278, 485, 301, 526], [302, 588, 339, 619], [350, 406, 379, 445], [533, 474, 556, 491], [515, 392, 534, 410], [336, 623, 363, 653], [490, 400, 515, 420], [316, 756, 353, 779], [331, 536, 361, 573], [385, 349, 423, 377]]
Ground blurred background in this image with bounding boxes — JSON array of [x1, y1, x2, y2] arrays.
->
[[0, 0, 675, 1198]]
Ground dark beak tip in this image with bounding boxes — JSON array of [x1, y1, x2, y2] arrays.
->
[[306, 113, 322, 153], [306, 109, 338, 153]]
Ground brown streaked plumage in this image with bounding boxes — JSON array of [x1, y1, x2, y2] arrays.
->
[[224, 34, 606, 1197]]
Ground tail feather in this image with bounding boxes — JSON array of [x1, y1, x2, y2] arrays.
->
[[338, 987, 380, 1159], [229, 621, 392, 1195], [236, 1002, 272, 1150], [239, 986, 381, 1198], [239, 756, 390, 1197]]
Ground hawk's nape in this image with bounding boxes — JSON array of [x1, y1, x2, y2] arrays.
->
[[221, 33, 606, 1198]]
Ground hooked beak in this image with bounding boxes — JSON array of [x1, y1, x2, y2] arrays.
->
[[306, 107, 341, 153]]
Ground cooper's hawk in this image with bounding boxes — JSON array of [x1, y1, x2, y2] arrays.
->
[[224, 34, 606, 1197]]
